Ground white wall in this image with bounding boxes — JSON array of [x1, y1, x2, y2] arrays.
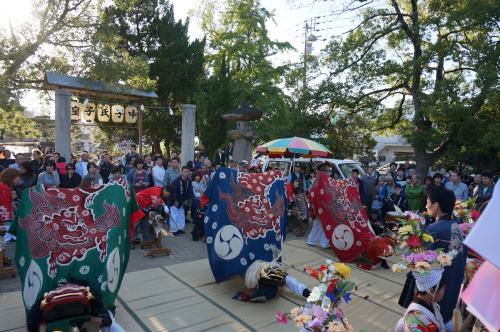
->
[[376, 145, 414, 162]]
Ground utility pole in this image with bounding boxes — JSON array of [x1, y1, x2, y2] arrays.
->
[[303, 18, 317, 90]]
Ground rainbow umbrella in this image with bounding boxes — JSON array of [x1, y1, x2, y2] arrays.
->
[[256, 137, 332, 158]]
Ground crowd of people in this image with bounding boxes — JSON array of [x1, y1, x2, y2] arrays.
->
[[0, 142, 497, 331]]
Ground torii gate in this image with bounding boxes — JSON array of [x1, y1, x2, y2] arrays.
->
[[43, 72, 196, 164]]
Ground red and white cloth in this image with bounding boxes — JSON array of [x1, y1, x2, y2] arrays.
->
[[308, 171, 374, 262]]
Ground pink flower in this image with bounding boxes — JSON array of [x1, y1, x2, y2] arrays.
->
[[275, 310, 288, 324], [307, 317, 324, 329], [312, 305, 328, 323]]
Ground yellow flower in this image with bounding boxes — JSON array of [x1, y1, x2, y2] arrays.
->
[[334, 263, 352, 279], [327, 321, 345, 332], [414, 261, 431, 272], [437, 254, 452, 266], [392, 264, 402, 273], [422, 233, 434, 243], [290, 307, 303, 319], [399, 225, 413, 235], [294, 314, 312, 328]]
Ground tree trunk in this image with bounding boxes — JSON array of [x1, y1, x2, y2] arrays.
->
[[414, 148, 432, 181], [152, 139, 161, 155]]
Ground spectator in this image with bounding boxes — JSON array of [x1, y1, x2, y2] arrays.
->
[[109, 166, 125, 183], [287, 164, 306, 192], [402, 160, 411, 178], [239, 160, 249, 173], [439, 167, 450, 184], [125, 155, 137, 175], [152, 156, 166, 187], [146, 166, 154, 188], [394, 168, 407, 188], [388, 162, 398, 180], [471, 173, 482, 196], [60, 163, 82, 188], [391, 185, 408, 211], [83, 162, 103, 186], [405, 174, 424, 211], [0, 168, 20, 242], [191, 170, 206, 241], [0, 149, 15, 169], [351, 168, 365, 204], [425, 186, 466, 328], [379, 175, 398, 219], [9, 153, 26, 171], [305, 170, 316, 192], [128, 159, 149, 192], [433, 173, 444, 187], [51, 152, 60, 163], [475, 172, 494, 211], [124, 144, 138, 167], [164, 157, 180, 186], [366, 164, 380, 179], [225, 142, 234, 161], [99, 154, 113, 184], [37, 160, 60, 187], [214, 147, 226, 166], [29, 149, 44, 175], [56, 156, 67, 176], [445, 171, 469, 201], [171, 166, 193, 234], [144, 154, 154, 168], [75, 151, 90, 177], [15, 162, 37, 198], [428, 164, 438, 177]]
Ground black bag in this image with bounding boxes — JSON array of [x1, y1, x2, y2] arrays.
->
[[398, 272, 416, 308]]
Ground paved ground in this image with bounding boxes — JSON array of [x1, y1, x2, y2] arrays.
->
[[0, 221, 303, 293]]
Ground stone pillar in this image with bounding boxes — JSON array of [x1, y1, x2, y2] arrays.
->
[[232, 121, 253, 162], [180, 104, 196, 166], [55, 89, 72, 161]]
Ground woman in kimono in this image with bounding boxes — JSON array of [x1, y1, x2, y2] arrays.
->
[[396, 268, 447, 332]]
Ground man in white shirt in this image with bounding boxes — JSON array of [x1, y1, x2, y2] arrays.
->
[[445, 171, 469, 201], [9, 153, 26, 171], [152, 156, 166, 187], [75, 151, 90, 177]]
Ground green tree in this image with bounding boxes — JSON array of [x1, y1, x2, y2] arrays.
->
[[0, 0, 99, 111], [195, 0, 294, 156], [0, 108, 41, 140], [315, 0, 499, 176], [101, 0, 205, 154]]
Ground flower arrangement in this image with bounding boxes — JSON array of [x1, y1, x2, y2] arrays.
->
[[392, 212, 456, 273], [276, 260, 355, 331], [454, 197, 480, 235]]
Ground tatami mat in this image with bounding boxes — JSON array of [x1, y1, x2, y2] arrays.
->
[[0, 240, 405, 331]]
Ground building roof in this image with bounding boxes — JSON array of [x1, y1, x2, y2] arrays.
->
[[44, 72, 158, 101], [373, 135, 410, 151]]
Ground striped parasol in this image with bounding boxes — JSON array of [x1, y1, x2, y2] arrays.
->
[[256, 137, 333, 158]]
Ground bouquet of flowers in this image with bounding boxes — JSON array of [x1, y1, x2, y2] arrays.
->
[[392, 212, 456, 273], [276, 260, 355, 331], [454, 197, 480, 234]]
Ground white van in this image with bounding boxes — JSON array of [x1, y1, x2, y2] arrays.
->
[[261, 157, 365, 179]]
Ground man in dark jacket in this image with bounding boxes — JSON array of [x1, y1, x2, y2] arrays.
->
[[98, 154, 113, 184], [214, 148, 226, 166], [425, 186, 467, 329]]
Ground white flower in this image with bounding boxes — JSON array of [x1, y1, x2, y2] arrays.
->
[[212, 204, 218, 212], [307, 286, 322, 302], [325, 259, 333, 265], [328, 264, 336, 273]]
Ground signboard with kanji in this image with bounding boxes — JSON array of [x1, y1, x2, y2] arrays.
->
[[70, 101, 81, 121], [82, 103, 96, 122], [125, 106, 138, 124], [97, 104, 111, 122], [111, 105, 124, 123]]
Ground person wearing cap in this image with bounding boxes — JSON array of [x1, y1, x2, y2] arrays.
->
[[239, 160, 249, 173], [395, 269, 447, 332], [425, 186, 467, 330]]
